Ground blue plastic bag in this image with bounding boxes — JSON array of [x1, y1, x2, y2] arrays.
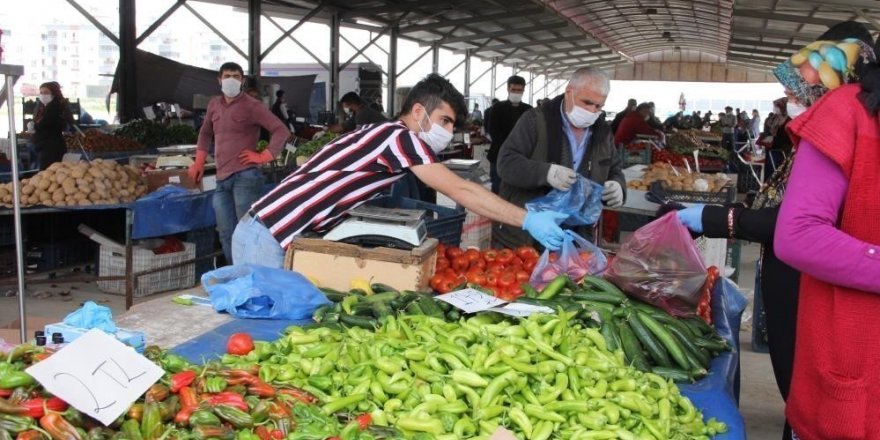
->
[[529, 231, 607, 289], [202, 264, 331, 320], [63, 301, 117, 333], [525, 176, 604, 226]]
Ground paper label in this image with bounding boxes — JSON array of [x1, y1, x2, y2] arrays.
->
[[26, 329, 164, 426], [435, 288, 507, 314], [490, 302, 555, 317]]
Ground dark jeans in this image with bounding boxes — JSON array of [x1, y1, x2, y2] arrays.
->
[[213, 167, 265, 264]]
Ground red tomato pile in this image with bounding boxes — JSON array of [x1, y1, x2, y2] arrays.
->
[[430, 244, 540, 300]]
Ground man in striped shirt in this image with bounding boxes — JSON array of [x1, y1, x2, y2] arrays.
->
[[231, 74, 568, 268]]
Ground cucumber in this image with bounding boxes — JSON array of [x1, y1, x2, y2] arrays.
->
[[617, 320, 651, 371], [418, 296, 445, 319], [522, 284, 540, 299], [516, 297, 571, 308], [581, 276, 627, 299], [370, 283, 399, 293], [404, 301, 424, 316], [651, 367, 695, 383], [319, 288, 348, 303], [537, 275, 569, 300], [571, 291, 626, 305], [598, 311, 622, 352], [684, 316, 716, 337], [667, 324, 710, 369], [627, 314, 673, 368], [637, 312, 691, 370], [436, 300, 452, 313], [371, 302, 393, 321], [446, 309, 461, 321], [339, 314, 378, 330], [628, 300, 665, 316], [312, 305, 333, 323], [576, 300, 616, 315], [361, 291, 400, 304], [694, 337, 730, 353], [390, 292, 419, 310], [323, 312, 341, 323], [651, 313, 698, 339]]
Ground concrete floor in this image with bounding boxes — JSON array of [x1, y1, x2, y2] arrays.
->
[[0, 242, 785, 439]]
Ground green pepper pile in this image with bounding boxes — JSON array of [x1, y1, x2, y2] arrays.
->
[[223, 313, 728, 439]]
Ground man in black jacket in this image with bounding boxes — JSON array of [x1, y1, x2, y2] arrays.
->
[[610, 98, 636, 134], [487, 76, 532, 193], [495, 67, 626, 249]]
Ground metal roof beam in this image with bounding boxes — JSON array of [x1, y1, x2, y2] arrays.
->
[[437, 22, 569, 45], [339, 4, 416, 19], [464, 35, 596, 54], [732, 25, 816, 41], [504, 45, 608, 59], [728, 53, 788, 65], [785, 0, 880, 9], [728, 46, 791, 59], [732, 9, 858, 27], [730, 38, 803, 51], [401, 8, 544, 33]]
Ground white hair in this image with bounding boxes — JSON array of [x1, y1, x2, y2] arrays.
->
[[568, 67, 610, 96]]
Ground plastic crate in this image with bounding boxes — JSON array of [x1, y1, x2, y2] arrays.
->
[[184, 227, 217, 279], [97, 242, 196, 297], [649, 181, 737, 204], [26, 238, 95, 271], [367, 196, 466, 247], [620, 143, 653, 166]]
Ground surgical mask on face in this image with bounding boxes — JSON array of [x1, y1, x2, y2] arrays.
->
[[509, 93, 523, 104], [786, 101, 807, 119], [38, 94, 53, 105], [343, 106, 351, 115], [567, 103, 601, 128], [417, 114, 454, 153], [220, 78, 241, 98]]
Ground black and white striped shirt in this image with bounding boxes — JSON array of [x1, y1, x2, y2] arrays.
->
[[252, 121, 437, 248]]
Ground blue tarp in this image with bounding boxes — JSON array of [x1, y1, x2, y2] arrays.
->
[[130, 186, 215, 239], [170, 279, 748, 439]]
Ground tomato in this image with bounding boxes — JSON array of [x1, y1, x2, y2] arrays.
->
[[446, 247, 464, 260], [466, 269, 487, 285], [497, 249, 515, 264], [469, 258, 486, 270], [515, 270, 530, 283], [452, 256, 470, 273], [464, 249, 481, 263], [485, 273, 499, 287], [496, 285, 524, 301], [443, 268, 458, 279], [508, 256, 524, 269], [482, 250, 498, 263], [435, 258, 450, 271], [436, 243, 446, 258], [548, 252, 559, 263], [515, 246, 539, 261], [227, 333, 255, 355], [507, 284, 524, 299], [578, 251, 593, 262], [430, 274, 446, 291], [486, 262, 506, 274], [523, 258, 537, 272], [497, 271, 516, 289]]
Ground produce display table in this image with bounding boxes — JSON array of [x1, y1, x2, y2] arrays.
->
[[122, 279, 746, 439]]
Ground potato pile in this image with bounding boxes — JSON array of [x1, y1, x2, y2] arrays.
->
[[627, 162, 731, 192], [0, 160, 148, 208]]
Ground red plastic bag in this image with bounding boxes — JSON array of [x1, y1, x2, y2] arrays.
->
[[605, 212, 708, 317], [530, 231, 607, 289]]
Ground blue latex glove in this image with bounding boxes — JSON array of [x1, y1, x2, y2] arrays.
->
[[676, 204, 705, 233], [523, 211, 568, 250]]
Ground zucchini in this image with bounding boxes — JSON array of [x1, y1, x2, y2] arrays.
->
[[319, 288, 348, 303], [339, 314, 378, 330], [418, 296, 445, 319], [571, 291, 626, 305], [627, 314, 673, 368], [617, 320, 651, 371], [637, 312, 691, 370]]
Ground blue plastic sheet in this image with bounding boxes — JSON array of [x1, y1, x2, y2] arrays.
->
[[679, 278, 748, 440], [131, 186, 216, 239]]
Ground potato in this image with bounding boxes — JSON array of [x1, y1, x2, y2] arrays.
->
[[52, 190, 65, 202], [88, 192, 101, 202], [38, 192, 51, 202], [88, 167, 104, 179], [78, 199, 92, 206], [70, 167, 86, 179]]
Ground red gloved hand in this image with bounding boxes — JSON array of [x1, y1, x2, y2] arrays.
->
[[188, 150, 208, 183], [239, 149, 274, 165]]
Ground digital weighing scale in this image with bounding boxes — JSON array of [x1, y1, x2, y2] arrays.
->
[[323, 205, 428, 250]]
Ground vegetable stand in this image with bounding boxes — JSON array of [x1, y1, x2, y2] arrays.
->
[[118, 277, 747, 439]]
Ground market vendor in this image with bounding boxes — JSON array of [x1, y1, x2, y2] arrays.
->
[[32, 82, 74, 170], [230, 74, 568, 268], [330, 91, 388, 134], [188, 62, 291, 265], [614, 102, 666, 145], [493, 67, 626, 249]]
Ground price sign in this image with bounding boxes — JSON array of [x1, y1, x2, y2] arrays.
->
[[26, 329, 164, 426], [435, 288, 507, 314], [490, 302, 554, 317]]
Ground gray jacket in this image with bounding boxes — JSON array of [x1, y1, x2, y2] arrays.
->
[[494, 99, 626, 249]]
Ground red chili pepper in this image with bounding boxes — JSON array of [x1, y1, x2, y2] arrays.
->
[[204, 391, 248, 412], [270, 430, 284, 440], [174, 386, 199, 424], [266, 401, 291, 419], [355, 413, 372, 430], [277, 387, 318, 404], [246, 381, 276, 398], [16, 430, 44, 440], [0, 389, 11, 398], [169, 370, 197, 393], [19, 397, 68, 418], [254, 426, 272, 440]]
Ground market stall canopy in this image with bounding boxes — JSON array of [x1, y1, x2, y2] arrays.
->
[[203, 0, 880, 81], [110, 50, 315, 116]]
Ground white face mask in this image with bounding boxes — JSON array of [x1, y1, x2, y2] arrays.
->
[[786, 101, 807, 119], [417, 114, 453, 154], [343, 106, 351, 115], [39, 94, 53, 105], [220, 78, 241, 98], [567, 103, 601, 128], [509, 93, 523, 104]]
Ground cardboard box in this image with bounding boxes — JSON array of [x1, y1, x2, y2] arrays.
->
[[0, 316, 57, 344], [145, 169, 200, 192], [285, 238, 438, 292]]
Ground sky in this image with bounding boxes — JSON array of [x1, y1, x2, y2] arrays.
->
[[0, 0, 787, 131]]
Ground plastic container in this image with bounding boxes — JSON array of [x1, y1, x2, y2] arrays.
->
[[367, 196, 466, 247], [97, 242, 196, 297], [44, 322, 145, 352]]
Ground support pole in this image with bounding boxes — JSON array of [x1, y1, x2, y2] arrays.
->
[[329, 11, 340, 114], [463, 49, 471, 97], [432, 45, 440, 74], [388, 22, 399, 116], [490, 58, 497, 99], [528, 70, 535, 105], [119, 0, 138, 122], [248, 0, 260, 76], [3, 66, 26, 342]]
